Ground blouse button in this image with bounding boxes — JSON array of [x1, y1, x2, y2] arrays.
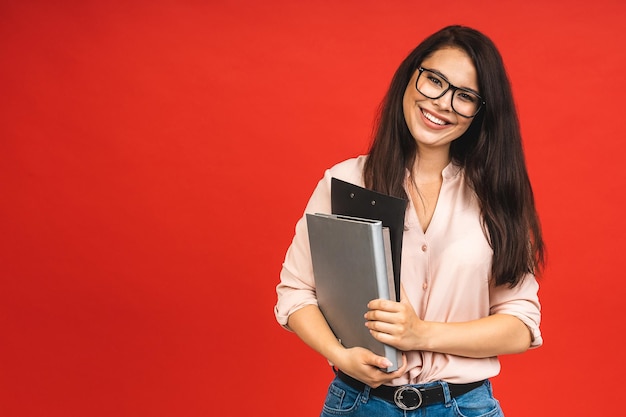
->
[[422, 282, 428, 290], [421, 244, 428, 252]]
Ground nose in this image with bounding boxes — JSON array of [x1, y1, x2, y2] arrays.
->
[[432, 89, 454, 111]]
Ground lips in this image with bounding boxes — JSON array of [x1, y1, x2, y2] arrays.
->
[[421, 109, 449, 126]]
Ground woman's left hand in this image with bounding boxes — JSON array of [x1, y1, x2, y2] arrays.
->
[[364, 285, 425, 352], [365, 285, 534, 357]]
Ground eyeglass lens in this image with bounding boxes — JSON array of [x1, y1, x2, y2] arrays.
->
[[416, 69, 482, 117]]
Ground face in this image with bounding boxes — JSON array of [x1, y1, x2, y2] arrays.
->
[[403, 47, 479, 153]]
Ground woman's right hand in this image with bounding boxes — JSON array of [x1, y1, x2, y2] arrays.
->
[[287, 305, 407, 388], [333, 347, 408, 388]]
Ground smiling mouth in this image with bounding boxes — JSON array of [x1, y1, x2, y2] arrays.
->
[[422, 109, 448, 126]]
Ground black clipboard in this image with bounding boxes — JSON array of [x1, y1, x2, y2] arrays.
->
[[331, 178, 408, 301]]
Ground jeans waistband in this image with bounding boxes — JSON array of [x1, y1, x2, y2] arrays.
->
[[337, 371, 484, 411]]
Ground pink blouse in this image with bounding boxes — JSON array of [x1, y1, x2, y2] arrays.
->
[[274, 155, 542, 384]]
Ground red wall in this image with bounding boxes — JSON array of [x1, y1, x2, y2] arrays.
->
[[1, 1, 625, 416]]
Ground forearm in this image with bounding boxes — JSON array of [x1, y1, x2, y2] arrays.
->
[[287, 304, 346, 364], [419, 314, 532, 358]]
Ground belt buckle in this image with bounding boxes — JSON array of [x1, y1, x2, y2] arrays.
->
[[393, 386, 423, 411]]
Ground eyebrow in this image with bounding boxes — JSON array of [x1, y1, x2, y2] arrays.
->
[[422, 67, 481, 96]]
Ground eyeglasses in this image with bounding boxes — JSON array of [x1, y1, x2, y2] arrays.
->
[[416, 67, 485, 118]]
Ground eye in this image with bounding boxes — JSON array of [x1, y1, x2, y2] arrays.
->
[[427, 74, 444, 88], [456, 90, 478, 103]]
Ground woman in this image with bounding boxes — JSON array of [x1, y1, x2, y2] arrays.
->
[[274, 25, 544, 416]]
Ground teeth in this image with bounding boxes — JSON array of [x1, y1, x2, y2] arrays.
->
[[423, 110, 446, 125]]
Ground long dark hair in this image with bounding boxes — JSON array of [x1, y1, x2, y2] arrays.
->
[[363, 25, 545, 287]]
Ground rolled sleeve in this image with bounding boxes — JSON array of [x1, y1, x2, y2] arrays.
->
[[489, 274, 543, 348], [274, 268, 317, 329], [274, 216, 318, 330]]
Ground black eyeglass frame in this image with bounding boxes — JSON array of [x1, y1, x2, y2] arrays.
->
[[416, 67, 486, 118]]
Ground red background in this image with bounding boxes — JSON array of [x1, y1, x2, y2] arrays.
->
[[1, 1, 625, 416]]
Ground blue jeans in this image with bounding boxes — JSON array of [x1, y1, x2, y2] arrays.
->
[[319, 375, 504, 417]]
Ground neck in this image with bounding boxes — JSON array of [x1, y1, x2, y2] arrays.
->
[[412, 146, 451, 183]]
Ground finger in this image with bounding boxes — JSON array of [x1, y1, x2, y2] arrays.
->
[[363, 352, 407, 387], [367, 298, 402, 312], [390, 353, 409, 376], [364, 308, 397, 322], [365, 319, 397, 335], [367, 326, 400, 346], [359, 348, 394, 371]]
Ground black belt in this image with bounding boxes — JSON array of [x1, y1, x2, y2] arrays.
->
[[337, 371, 484, 411]]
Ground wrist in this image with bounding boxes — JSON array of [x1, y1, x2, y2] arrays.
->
[[323, 342, 348, 367], [417, 320, 437, 351]]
